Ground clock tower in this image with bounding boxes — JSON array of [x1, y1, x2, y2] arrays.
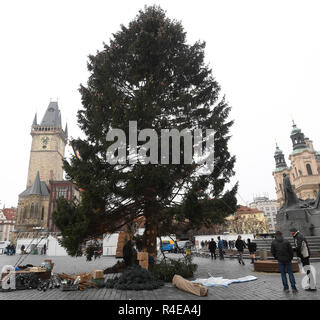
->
[[26, 101, 68, 188]]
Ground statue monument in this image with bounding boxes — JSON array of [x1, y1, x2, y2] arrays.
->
[[276, 174, 320, 236]]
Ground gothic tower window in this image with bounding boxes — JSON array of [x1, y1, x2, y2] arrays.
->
[[30, 203, 35, 218], [35, 203, 39, 218], [41, 207, 44, 220], [23, 207, 27, 219], [306, 164, 313, 175]]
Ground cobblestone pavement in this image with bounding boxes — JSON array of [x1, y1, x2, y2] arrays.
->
[[0, 254, 319, 300]]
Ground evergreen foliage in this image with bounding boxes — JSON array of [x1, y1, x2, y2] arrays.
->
[[53, 5, 237, 260], [151, 255, 197, 282], [105, 265, 164, 290]]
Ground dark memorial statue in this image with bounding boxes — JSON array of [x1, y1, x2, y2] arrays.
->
[[276, 174, 320, 236], [283, 173, 299, 208]]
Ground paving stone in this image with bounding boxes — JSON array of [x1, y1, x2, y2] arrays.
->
[[1, 253, 320, 300]]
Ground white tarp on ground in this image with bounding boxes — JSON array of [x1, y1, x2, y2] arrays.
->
[[192, 275, 257, 287]]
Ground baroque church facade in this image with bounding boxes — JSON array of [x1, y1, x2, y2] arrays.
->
[[14, 101, 79, 238], [273, 122, 320, 207]]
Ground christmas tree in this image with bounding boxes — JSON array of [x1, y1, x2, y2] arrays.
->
[[53, 5, 237, 260]]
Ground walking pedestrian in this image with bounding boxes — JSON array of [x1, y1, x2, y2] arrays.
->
[[217, 236, 224, 260], [235, 235, 246, 265], [43, 243, 47, 255], [200, 240, 205, 250], [271, 231, 297, 293], [208, 238, 217, 260], [247, 238, 257, 264], [290, 227, 316, 291]]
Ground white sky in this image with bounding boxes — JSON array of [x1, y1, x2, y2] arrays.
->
[[1, 0, 320, 208]]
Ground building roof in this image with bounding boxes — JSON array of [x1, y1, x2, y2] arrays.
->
[[236, 205, 263, 214], [40, 101, 62, 127], [2, 208, 16, 220], [19, 171, 50, 197], [290, 147, 313, 156]]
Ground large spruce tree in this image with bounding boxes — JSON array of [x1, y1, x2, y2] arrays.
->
[[53, 5, 237, 259]]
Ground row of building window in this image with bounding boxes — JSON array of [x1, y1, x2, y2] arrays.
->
[[21, 204, 45, 220]]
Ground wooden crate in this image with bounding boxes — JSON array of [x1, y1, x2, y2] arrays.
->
[[254, 260, 300, 273], [93, 270, 104, 279]]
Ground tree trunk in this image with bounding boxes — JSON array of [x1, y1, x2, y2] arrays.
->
[[144, 214, 157, 258]]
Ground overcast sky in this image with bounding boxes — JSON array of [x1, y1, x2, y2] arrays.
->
[[1, 0, 320, 208]]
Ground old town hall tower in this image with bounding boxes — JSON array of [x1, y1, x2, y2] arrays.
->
[[15, 101, 68, 232]]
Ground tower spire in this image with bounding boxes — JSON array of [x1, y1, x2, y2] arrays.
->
[[64, 123, 68, 137], [32, 113, 37, 126], [274, 144, 287, 170], [290, 121, 307, 151]]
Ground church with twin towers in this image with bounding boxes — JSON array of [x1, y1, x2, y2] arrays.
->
[[13, 101, 79, 240], [273, 121, 320, 207]]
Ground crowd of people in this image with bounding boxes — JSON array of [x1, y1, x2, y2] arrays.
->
[[201, 236, 257, 265], [2, 243, 47, 255], [4, 243, 16, 255]]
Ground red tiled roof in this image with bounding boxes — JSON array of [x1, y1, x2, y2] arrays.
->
[[236, 205, 262, 215], [2, 208, 17, 220]]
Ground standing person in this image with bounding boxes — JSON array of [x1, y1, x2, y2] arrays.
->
[[20, 244, 25, 255], [223, 240, 228, 250], [200, 240, 205, 250], [247, 238, 257, 264], [43, 243, 47, 255], [235, 235, 246, 265], [271, 231, 297, 293], [217, 236, 224, 260], [290, 228, 316, 291], [208, 238, 217, 260]]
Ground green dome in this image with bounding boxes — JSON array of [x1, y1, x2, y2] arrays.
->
[[291, 124, 301, 135], [274, 146, 282, 155]]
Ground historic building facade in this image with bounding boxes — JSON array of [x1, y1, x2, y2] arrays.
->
[[226, 205, 269, 235], [249, 196, 278, 233], [0, 208, 16, 241], [14, 101, 78, 236], [273, 122, 320, 207]]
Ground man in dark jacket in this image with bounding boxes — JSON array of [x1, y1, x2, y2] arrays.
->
[[208, 238, 217, 260], [271, 231, 297, 292], [290, 227, 316, 291], [235, 235, 246, 265]]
